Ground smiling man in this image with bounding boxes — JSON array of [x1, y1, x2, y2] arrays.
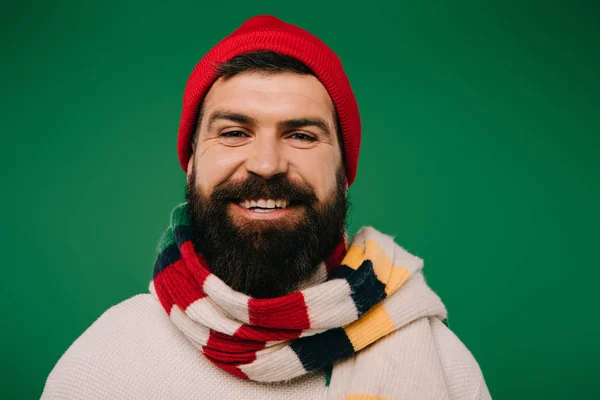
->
[[43, 16, 491, 400], [186, 59, 347, 300]]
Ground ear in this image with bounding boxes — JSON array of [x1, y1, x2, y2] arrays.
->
[[186, 154, 194, 186]]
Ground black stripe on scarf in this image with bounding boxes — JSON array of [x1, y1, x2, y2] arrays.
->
[[290, 328, 354, 372], [153, 242, 180, 277], [330, 261, 387, 317]]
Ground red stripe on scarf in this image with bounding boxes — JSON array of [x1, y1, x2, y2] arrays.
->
[[207, 330, 266, 353], [248, 292, 311, 329], [179, 240, 211, 285], [203, 330, 263, 378], [235, 324, 302, 342], [325, 240, 347, 276], [154, 258, 206, 312], [153, 274, 174, 313], [203, 346, 258, 365]]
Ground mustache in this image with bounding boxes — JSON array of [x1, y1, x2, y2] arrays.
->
[[210, 174, 318, 205]]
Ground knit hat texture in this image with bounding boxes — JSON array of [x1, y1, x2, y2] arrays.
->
[[177, 15, 361, 185]]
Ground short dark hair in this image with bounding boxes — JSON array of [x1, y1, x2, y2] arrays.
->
[[216, 50, 314, 77], [190, 51, 343, 158]]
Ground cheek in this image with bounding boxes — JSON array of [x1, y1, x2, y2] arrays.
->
[[289, 150, 340, 201], [193, 146, 245, 194]]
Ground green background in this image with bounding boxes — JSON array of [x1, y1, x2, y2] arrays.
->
[[1, 1, 598, 398]]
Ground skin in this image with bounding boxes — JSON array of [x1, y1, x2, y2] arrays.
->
[[186, 71, 345, 225]]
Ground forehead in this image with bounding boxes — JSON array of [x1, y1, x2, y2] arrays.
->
[[202, 72, 336, 122]]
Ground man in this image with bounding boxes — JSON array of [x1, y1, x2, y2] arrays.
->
[[43, 15, 491, 399]]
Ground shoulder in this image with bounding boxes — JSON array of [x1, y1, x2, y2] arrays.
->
[[46, 293, 174, 353], [430, 318, 492, 400], [42, 295, 328, 400], [41, 294, 191, 399]]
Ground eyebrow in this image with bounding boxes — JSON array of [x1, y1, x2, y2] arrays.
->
[[207, 110, 331, 137], [278, 117, 331, 137], [207, 111, 258, 131]]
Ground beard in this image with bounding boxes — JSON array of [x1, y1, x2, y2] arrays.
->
[[186, 167, 348, 299]]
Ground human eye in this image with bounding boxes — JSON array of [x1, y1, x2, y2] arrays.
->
[[288, 132, 317, 142], [220, 130, 248, 138]]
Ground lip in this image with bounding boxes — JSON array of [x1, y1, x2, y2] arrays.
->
[[230, 202, 301, 220]]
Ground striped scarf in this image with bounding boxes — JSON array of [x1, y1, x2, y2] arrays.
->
[[151, 203, 448, 398]]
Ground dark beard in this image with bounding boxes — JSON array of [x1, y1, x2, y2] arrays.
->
[[186, 168, 347, 298]]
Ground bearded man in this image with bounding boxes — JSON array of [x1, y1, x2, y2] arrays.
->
[[43, 15, 491, 400]]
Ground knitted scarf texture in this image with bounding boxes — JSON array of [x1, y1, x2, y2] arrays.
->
[[151, 203, 449, 398]]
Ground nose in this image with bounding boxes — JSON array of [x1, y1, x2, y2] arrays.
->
[[244, 135, 288, 180]]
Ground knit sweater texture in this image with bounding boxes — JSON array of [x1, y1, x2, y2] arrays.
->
[[42, 294, 491, 399]]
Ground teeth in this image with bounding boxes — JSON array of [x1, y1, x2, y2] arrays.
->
[[239, 199, 290, 210]]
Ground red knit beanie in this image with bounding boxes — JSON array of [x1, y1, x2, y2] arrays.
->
[[177, 15, 361, 185]]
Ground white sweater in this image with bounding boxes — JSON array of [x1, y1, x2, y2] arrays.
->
[[42, 294, 491, 399]]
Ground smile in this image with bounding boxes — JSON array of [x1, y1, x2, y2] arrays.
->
[[231, 198, 302, 220], [238, 198, 290, 213]]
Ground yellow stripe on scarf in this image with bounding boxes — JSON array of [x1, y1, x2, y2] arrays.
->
[[344, 304, 395, 351], [342, 240, 410, 295]]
